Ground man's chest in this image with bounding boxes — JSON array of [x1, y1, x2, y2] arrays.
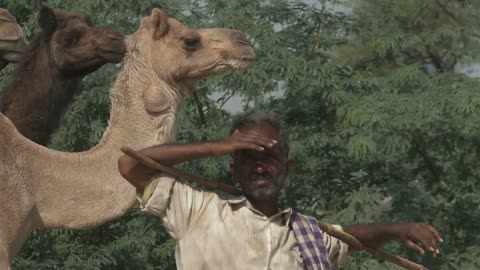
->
[[176, 207, 304, 269]]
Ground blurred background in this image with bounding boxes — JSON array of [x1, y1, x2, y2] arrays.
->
[[1, 0, 479, 269]]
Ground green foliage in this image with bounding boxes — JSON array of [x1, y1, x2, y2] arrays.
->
[[0, 0, 478, 269], [14, 208, 176, 270]]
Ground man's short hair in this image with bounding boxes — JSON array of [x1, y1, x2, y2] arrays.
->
[[229, 112, 290, 159]]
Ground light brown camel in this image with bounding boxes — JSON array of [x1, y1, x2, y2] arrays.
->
[[0, 8, 254, 269], [0, 6, 126, 145], [0, 8, 28, 70]]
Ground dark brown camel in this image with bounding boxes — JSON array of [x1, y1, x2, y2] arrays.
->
[[0, 6, 126, 145]]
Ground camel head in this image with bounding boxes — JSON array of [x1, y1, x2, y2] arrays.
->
[[0, 8, 28, 69], [38, 6, 126, 76], [131, 8, 255, 94]]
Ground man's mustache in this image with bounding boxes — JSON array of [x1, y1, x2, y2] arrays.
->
[[248, 172, 273, 181]]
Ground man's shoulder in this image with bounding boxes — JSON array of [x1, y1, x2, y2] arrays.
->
[[176, 178, 243, 204]]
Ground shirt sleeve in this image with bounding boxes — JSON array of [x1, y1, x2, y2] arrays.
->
[[139, 173, 218, 240], [323, 225, 349, 268]]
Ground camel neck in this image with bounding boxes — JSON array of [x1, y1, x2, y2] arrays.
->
[[1, 43, 82, 145], [16, 54, 185, 230], [96, 54, 183, 151]]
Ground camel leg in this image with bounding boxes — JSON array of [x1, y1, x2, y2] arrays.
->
[[0, 221, 31, 270], [0, 244, 11, 270]]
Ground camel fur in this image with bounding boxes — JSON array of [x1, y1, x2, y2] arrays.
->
[[0, 6, 126, 145], [0, 8, 254, 269]]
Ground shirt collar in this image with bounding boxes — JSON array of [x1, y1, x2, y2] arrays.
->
[[226, 195, 293, 224]]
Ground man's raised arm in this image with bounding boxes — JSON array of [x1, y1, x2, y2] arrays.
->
[[118, 131, 277, 192]]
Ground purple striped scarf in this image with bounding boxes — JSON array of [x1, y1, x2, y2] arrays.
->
[[291, 212, 332, 270]]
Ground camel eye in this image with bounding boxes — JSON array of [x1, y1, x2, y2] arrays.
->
[[183, 36, 200, 51], [62, 30, 82, 48]]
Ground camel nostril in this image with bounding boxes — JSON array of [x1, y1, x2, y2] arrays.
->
[[108, 33, 124, 41], [102, 29, 124, 41], [237, 39, 251, 47], [230, 30, 251, 46]]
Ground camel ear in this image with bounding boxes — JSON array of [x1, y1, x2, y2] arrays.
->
[[151, 8, 169, 39], [39, 6, 56, 36], [53, 44, 64, 67]]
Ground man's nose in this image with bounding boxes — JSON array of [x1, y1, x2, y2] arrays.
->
[[254, 162, 266, 174]]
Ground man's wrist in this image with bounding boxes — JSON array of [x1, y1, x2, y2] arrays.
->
[[345, 223, 407, 249], [204, 140, 224, 156], [383, 222, 410, 240]]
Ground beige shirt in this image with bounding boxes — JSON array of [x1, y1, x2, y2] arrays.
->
[[141, 174, 349, 270]]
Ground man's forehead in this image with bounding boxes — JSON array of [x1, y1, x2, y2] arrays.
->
[[239, 123, 278, 139]]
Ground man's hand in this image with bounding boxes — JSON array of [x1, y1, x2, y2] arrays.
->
[[345, 222, 443, 257], [397, 223, 443, 256], [210, 130, 277, 156]]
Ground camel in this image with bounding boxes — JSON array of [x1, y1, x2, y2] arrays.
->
[[0, 8, 28, 70], [0, 6, 126, 145], [0, 8, 254, 268]]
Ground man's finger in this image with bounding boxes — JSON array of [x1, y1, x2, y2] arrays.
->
[[239, 138, 275, 149], [239, 142, 265, 151], [428, 225, 443, 243], [245, 137, 275, 147], [404, 240, 425, 255], [242, 134, 277, 145], [417, 226, 437, 255]]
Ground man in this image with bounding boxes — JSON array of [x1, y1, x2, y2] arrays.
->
[[118, 112, 442, 269]]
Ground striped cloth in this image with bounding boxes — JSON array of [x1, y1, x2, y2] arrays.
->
[[291, 212, 333, 270]]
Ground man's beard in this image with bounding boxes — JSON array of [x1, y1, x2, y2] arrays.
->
[[247, 184, 278, 200]]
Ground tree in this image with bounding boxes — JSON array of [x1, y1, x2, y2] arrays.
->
[[1, 0, 477, 269], [271, 0, 480, 269]]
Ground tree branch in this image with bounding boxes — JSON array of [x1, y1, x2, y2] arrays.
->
[[193, 93, 207, 128], [435, 0, 460, 25], [425, 46, 445, 73], [217, 90, 235, 109], [411, 135, 441, 186]]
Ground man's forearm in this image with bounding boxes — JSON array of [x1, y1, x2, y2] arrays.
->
[[137, 142, 218, 165], [344, 223, 405, 250], [344, 222, 441, 256], [118, 142, 217, 192]]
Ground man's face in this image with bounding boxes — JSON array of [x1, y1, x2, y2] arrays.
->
[[231, 123, 293, 202]]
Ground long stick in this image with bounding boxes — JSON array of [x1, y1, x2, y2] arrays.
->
[[317, 221, 427, 270], [121, 146, 428, 270], [121, 147, 242, 196]]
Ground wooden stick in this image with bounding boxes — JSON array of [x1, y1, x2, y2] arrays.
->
[[317, 221, 427, 270], [121, 146, 428, 270], [121, 147, 243, 196]]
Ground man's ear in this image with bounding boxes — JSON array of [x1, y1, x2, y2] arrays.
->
[[286, 157, 294, 175]]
